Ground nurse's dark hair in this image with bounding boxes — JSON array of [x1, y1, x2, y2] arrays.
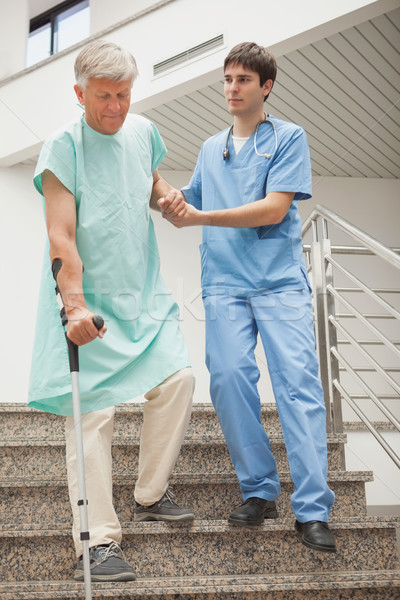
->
[[74, 40, 138, 89], [224, 42, 277, 101]]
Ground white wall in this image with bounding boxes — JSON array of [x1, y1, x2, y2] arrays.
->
[[299, 177, 400, 246], [346, 430, 400, 506], [1, 0, 395, 165], [0, 0, 29, 79], [90, 0, 169, 34], [0, 164, 46, 404]]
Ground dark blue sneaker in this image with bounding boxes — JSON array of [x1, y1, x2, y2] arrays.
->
[[134, 489, 194, 522], [74, 542, 136, 581]]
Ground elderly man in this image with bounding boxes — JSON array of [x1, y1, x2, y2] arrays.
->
[[29, 40, 195, 581]]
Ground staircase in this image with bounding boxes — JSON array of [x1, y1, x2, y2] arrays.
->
[[1, 401, 399, 599]]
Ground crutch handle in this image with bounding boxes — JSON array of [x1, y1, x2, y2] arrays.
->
[[51, 257, 63, 281], [92, 314, 104, 330]]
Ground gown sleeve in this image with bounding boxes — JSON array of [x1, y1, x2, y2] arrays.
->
[[149, 122, 167, 173], [33, 129, 77, 198]]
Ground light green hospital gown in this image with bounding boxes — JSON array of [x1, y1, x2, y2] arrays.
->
[[28, 114, 190, 416]]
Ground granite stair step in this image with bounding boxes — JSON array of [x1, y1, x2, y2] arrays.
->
[[1, 570, 400, 600], [1, 403, 398, 598], [0, 433, 346, 479], [0, 471, 371, 527], [1, 518, 399, 582], [0, 403, 281, 440]]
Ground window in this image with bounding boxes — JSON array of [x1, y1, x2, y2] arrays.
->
[[27, 0, 90, 67]]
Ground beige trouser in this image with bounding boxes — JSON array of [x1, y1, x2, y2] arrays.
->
[[65, 367, 194, 557]]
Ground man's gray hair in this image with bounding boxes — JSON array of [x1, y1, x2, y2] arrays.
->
[[74, 40, 139, 88]]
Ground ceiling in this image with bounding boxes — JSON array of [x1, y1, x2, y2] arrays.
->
[[19, 6, 400, 177], [141, 7, 400, 178]]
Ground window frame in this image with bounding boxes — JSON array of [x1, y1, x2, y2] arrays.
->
[[29, 0, 89, 57]]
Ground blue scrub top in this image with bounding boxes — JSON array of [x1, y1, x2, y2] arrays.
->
[[182, 115, 312, 297], [28, 114, 190, 416]]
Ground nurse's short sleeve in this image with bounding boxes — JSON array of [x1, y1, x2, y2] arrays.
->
[[181, 146, 203, 210], [150, 122, 167, 173], [266, 127, 312, 201], [33, 131, 76, 197]]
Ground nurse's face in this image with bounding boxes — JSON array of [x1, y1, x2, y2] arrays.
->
[[224, 63, 272, 120], [74, 77, 132, 135]]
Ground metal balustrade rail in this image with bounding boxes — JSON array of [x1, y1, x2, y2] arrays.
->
[[302, 204, 400, 470]]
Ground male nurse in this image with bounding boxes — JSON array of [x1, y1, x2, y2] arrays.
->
[[160, 42, 336, 553]]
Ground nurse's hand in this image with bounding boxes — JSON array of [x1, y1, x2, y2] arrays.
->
[[158, 190, 187, 220], [66, 307, 107, 346], [163, 202, 203, 228]]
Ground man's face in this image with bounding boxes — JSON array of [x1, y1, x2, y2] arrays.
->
[[224, 63, 272, 119], [74, 77, 132, 135]]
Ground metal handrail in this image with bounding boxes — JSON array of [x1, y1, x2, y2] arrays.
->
[[336, 313, 396, 319], [338, 340, 400, 346], [303, 244, 400, 256], [335, 288, 400, 294], [328, 285, 400, 360], [333, 379, 400, 469], [330, 346, 400, 431], [331, 316, 400, 396], [326, 256, 400, 320], [339, 366, 400, 373], [303, 204, 400, 269], [302, 204, 400, 471]]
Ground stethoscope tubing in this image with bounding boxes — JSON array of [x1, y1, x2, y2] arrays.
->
[[222, 116, 278, 160]]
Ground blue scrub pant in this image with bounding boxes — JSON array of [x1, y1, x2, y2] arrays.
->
[[204, 289, 335, 523]]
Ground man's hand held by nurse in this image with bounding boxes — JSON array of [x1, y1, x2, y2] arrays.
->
[[158, 190, 198, 227], [158, 190, 187, 219], [159, 195, 203, 228]]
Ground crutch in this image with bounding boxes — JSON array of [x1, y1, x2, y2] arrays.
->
[[52, 258, 104, 600]]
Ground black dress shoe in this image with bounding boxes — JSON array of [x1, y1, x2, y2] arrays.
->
[[228, 497, 278, 526], [295, 520, 336, 552]]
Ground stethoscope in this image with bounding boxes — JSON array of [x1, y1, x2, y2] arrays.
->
[[222, 114, 278, 160]]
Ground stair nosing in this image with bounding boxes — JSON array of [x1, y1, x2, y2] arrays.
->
[[0, 470, 375, 488], [1, 516, 398, 537], [0, 432, 348, 446], [1, 570, 400, 595]]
